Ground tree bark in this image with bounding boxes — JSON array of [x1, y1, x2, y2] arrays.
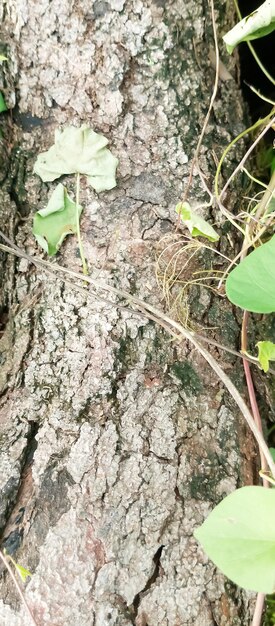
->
[[0, 1, 255, 624]]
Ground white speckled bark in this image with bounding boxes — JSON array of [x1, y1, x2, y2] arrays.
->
[[0, 0, 254, 624]]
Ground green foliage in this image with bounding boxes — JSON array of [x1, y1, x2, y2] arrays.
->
[[257, 341, 275, 372], [194, 486, 275, 593], [0, 93, 7, 113], [33, 183, 82, 256], [33, 125, 118, 270], [13, 562, 32, 583], [33, 125, 118, 192], [225, 235, 275, 313], [264, 595, 275, 626], [176, 202, 219, 242], [4, 551, 32, 583], [0, 56, 8, 112], [223, 0, 275, 53]]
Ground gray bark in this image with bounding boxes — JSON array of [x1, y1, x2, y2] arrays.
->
[[0, 0, 255, 624]]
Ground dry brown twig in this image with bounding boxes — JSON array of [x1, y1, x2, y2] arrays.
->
[[0, 231, 274, 479]]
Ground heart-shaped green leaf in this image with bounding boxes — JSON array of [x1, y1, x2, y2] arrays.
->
[[226, 235, 275, 313], [33, 183, 82, 256], [176, 202, 219, 242], [223, 0, 275, 53], [34, 125, 118, 193], [194, 486, 275, 593]]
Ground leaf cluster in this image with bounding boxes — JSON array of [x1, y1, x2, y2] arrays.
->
[[194, 0, 275, 602], [33, 125, 118, 258]]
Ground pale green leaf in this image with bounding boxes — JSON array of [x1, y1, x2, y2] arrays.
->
[[194, 486, 275, 593], [223, 0, 275, 53], [226, 235, 275, 313], [176, 202, 219, 242], [33, 125, 118, 192], [14, 563, 32, 583], [33, 183, 82, 256], [0, 55, 7, 62], [0, 93, 7, 113], [257, 341, 275, 372], [6, 553, 32, 583]]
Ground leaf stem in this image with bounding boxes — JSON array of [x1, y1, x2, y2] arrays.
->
[[182, 0, 219, 203], [251, 592, 266, 626], [75, 172, 88, 275], [241, 311, 269, 482], [217, 114, 275, 201], [253, 168, 275, 225]]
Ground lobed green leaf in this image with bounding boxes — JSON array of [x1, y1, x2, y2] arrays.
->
[[34, 125, 118, 193], [33, 183, 82, 256]]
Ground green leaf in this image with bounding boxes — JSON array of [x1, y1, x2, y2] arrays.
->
[[176, 202, 219, 242], [257, 341, 275, 372], [226, 235, 275, 313], [0, 55, 7, 63], [14, 563, 32, 583], [5, 553, 32, 582], [194, 486, 275, 593], [270, 448, 275, 462], [223, 0, 275, 53], [33, 183, 83, 256], [0, 92, 7, 113], [33, 125, 118, 193]]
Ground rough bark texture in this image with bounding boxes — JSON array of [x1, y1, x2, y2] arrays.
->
[[0, 1, 256, 624]]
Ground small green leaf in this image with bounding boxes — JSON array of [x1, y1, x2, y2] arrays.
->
[[14, 563, 32, 583], [270, 448, 275, 462], [176, 202, 219, 242], [0, 55, 7, 63], [34, 125, 118, 193], [0, 92, 7, 113], [194, 486, 275, 593], [223, 0, 275, 53], [5, 553, 32, 583], [226, 235, 275, 313], [257, 341, 275, 372], [33, 183, 83, 256]]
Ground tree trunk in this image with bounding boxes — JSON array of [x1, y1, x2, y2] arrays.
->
[[0, 1, 255, 624]]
